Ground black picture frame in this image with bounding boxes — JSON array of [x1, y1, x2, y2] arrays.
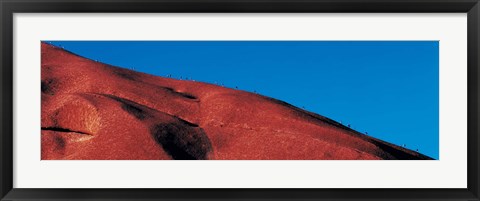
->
[[1, 0, 479, 200]]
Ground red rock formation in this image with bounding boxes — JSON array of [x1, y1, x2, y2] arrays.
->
[[41, 42, 432, 160]]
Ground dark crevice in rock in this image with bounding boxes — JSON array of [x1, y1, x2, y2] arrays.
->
[[41, 127, 91, 135], [150, 122, 212, 160]]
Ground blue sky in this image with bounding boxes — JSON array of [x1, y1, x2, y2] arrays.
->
[[46, 41, 439, 159]]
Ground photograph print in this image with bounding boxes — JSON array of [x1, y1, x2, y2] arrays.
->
[[41, 41, 438, 160]]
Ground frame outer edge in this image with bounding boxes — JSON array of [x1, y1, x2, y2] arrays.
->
[[0, 0, 3, 197], [0, 0, 14, 201], [1, 1, 480, 201], [468, 1, 480, 199]]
